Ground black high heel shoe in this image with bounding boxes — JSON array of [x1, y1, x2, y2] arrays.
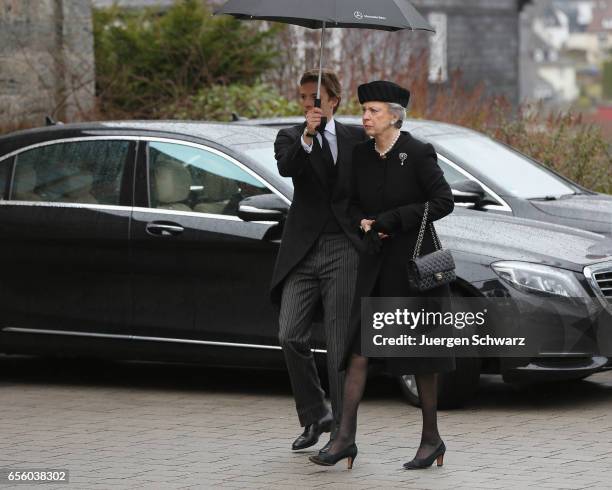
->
[[403, 441, 446, 470], [309, 444, 358, 469]]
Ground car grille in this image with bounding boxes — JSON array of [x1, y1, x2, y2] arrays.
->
[[584, 261, 612, 314], [595, 272, 612, 299]]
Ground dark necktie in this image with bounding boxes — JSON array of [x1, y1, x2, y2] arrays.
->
[[319, 132, 334, 169]]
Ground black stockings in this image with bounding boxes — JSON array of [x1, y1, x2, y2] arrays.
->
[[328, 357, 442, 459], [414, 373, 443, 458], [328, 354, 369, 452]]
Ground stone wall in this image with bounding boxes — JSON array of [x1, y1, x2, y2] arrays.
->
[[0, 0, 95, 126], [413, 0, 522, 106]]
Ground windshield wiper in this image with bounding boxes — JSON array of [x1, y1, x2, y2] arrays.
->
[[529, 196, 558, 201]]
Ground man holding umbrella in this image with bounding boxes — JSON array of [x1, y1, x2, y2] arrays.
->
[[269, 69, 366, 451]]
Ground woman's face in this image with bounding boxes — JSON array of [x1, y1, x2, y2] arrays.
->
[[362, 102, 396, 137]]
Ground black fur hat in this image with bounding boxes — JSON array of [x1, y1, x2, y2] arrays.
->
[[358, 80, 410, 108]]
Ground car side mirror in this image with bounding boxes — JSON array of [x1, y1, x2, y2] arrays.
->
[[452, 180, 486, 207], [238, 193, 289, 222]]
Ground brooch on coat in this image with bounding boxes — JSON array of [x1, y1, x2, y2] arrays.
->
[[399, 153, 408, 166]]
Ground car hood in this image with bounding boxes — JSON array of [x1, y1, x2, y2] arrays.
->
[[529, 194, 612, 230], [437, 209, 612, 271]]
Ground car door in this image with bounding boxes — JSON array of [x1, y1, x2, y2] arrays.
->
[[0, 138, 135, 339], [130, 138, 283, 347]]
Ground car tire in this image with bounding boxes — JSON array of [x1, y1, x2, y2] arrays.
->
[[397, 290, 481, 409]]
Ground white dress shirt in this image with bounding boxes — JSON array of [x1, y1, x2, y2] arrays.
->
[[301, 118, 338, 164]]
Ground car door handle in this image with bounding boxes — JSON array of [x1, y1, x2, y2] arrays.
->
[[145, 222, 184, 237]]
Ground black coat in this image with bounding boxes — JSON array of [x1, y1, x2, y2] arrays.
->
[[339, 132, 456, 373], [270, 121, 367, 303]]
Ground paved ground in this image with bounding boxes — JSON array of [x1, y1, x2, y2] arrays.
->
[[1, 356, 612, 489]]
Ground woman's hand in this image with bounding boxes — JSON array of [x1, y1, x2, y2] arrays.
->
[[361, 219, 388, 239], [360, 219, 375, 233]]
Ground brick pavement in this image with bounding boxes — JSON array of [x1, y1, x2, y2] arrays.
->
[[1, 357, 611, 489]]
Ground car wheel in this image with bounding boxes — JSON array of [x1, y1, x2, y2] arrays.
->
[[398, 372, 420, 406]]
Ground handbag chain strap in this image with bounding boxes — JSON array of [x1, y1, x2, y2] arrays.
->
[[412, 202, 443, 260]]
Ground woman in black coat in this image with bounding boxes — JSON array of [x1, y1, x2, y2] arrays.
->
[[310, 81, 455, 470]]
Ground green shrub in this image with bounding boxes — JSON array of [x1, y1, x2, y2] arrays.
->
[[162, 83, 301, 120], [93, 0, 282, 116]]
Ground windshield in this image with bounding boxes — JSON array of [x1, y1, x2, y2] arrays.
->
[[430, 133, 577, 199]]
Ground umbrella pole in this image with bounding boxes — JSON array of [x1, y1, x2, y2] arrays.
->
[[316, 21, 326, 100], [315, 21, 326, 131]]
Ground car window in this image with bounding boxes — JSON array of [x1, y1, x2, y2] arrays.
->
[[11, 140, 129, 205], [435, 159, 470, 187], [148, 142, 272, 216], [436, 158, 500, 205], [0, 158, 10, 200], [432, 134, 576, 199], [241, 146, 292, 186]]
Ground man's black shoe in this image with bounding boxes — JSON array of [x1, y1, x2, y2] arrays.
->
[[291, 412, 334, 450], [319, 437, 334, 453]]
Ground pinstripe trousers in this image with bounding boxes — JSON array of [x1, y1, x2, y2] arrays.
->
[[279, 232, 359, 429]]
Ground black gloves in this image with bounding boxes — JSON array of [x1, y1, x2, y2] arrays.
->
[[372, 210, 402, 234], [363, 229, 382, 255], [361, 209, 403, 254]]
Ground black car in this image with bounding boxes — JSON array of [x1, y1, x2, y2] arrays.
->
[[237, 116, 612, 238], [1, 121, 611, 407]]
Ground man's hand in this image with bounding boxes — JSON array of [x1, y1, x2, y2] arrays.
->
[[305, 107, 323, 135]]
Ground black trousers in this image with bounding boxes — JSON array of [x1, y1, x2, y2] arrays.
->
[[279, 233, 358, 429]]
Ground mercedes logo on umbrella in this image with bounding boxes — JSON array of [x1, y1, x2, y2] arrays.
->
[[354, 11, 364, 20]]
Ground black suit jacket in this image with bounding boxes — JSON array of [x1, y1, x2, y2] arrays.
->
[[270, 121, 367, 304]]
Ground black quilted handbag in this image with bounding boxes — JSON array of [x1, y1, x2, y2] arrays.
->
[[406, 202, 456, 292]]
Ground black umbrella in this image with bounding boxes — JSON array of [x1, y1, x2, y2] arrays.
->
[[215, 0, 434, 116]]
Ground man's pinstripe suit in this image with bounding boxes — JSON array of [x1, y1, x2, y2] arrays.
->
[[271, 120, 366, 434]]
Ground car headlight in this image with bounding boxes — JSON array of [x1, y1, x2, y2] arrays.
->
[[491, 261, 587, 298]]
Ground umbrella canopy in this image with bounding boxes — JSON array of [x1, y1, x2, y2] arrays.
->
[[215, 0, 434, 125], [214, 0, 435, 32]]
